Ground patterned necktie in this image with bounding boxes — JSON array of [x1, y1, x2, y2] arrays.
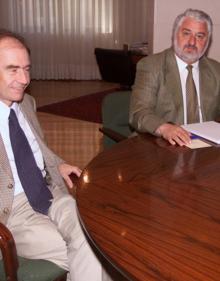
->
[[186, 65, 199, 124], [9, 109, 53, 214]]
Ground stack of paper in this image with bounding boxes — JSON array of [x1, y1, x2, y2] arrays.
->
[[182, 121, 220, 144]]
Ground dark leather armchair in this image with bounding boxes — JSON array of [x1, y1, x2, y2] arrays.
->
[[95, 48, 137, 89], [100, 91, 133, 148], [0, 222, 67, 281]]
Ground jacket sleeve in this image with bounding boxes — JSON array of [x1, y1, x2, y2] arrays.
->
[[129, 56, 168, 134]]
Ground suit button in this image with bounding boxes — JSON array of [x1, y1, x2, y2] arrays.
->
[[7, 183, 13, 189], [3, 208, 9, 215]]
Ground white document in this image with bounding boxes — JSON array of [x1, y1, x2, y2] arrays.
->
[[182, 121, 220, 144]]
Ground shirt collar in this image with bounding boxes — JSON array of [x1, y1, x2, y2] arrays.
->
[[11, 102, 20, 115], [0, 101, 20, 122], [0, 101, 11, 121]]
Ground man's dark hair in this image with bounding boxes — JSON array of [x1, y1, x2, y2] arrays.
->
[[0, 29, 30, 54]]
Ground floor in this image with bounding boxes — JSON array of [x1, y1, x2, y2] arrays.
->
[[30, 80, 119, 169], [29, 80, 118, 107]]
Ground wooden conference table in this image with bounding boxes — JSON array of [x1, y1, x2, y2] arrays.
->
[[75, 134, 220, 281]]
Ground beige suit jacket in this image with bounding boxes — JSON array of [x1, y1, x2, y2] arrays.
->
[[0, 94, 66, 224], [129, 48, 220, 134]]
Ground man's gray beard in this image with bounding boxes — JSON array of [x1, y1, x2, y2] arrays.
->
[[173, 40, 206, 63]]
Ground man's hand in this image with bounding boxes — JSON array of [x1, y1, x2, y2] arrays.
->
[[156, 123, 191, 146], [58, 163, 82, 189]]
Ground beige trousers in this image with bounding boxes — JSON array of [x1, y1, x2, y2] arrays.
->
[[6, 190, 111, 281]]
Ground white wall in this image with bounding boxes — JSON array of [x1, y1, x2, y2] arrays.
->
[[153, 0, 220, 61], [145, 0, 155, 54]]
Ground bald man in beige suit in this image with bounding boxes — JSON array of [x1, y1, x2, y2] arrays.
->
[[130, 9, 220, 146], [0, 30, 112, 281]]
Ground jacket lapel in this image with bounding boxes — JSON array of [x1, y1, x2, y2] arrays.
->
[[0, 135, 13, 179], [165, 49, 184, 123], [20, 97, 45, 144], [20, 97, 55, 164], [199, 58, 215, 121]]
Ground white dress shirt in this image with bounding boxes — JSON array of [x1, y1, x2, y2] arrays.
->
[[0, 101, 45, 195], [175, 55, 203, 124]]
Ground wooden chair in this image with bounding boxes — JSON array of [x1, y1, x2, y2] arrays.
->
[[0, 222, 67, 281], [100, 90, 133, 148]]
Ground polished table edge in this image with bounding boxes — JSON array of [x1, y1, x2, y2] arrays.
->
[[74, 133, 220, 281]]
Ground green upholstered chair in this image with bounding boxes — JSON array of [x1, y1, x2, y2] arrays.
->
[[0, 222, 67, 281], [100, 91, 133, 148]]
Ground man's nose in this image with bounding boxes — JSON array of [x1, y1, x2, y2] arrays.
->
[[188, 34, 196, 46], [17, 69, 30, 84]]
